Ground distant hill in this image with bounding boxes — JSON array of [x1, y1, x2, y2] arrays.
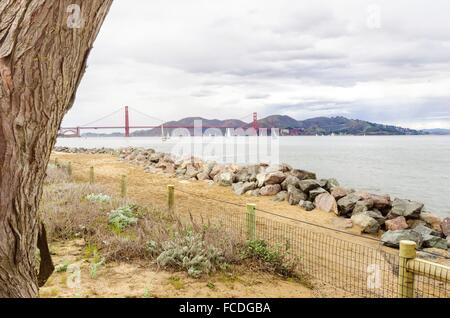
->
[[131, 117, 247, 137], [127, 115, 425, 136], [295, 116, 421, 136], [78, 115, 449, 137], [422, 128, 450, 135]]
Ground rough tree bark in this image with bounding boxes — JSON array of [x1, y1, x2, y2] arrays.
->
[[0, 0, 112, 298]]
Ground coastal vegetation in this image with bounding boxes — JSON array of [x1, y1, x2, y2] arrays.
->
[[39, 162, 312, 297]]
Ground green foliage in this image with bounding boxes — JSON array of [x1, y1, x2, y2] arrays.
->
[[246, 240, 282, 263], [244, 240, 296, 277], [168, 276, 185, 290], [86, 193, 111, 203], [89, 257, 105, 279], [55, 260, 71, 273], [154, 232, 225, 278], [108, 205, 138, 232], [84, 244, 105, 279]]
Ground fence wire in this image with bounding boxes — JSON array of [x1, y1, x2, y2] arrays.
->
[[172, 187, 450, 298], [64, 161, 450, 298]]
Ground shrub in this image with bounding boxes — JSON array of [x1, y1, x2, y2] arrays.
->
[[108, 205, 138, 232], [244, 240, 297, 277], [155, 232, 225, 278]]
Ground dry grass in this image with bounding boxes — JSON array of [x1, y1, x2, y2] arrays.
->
[[40, 164, 294, 279]]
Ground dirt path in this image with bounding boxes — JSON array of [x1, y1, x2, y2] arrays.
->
[[41, 239, 319, 298]]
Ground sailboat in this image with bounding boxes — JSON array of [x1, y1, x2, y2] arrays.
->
[[161, 124, 169, 141]]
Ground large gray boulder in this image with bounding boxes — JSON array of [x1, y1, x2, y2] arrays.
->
[[309, 187, 327, 202], [218, 172, 235, 186], [149, 153, 162, 163], [420, 212, 442, 233], [364, 210, 385, 225], [264, 171, 286, 185], [287, 185, 307, 205], [236, 167, 251, 183], [290, 169, 316, 181], [175, 167, 187, 176], [412, 224, 441, 238], [412, 225, 447, 249], [337, 193, 363, 216], [259, 184, 282, 196], [351, 212, 380, 234], [331, 187, 352, 200], [325, 178, 340, 191], [314, 193, 338, 214], [385, 216, 409, 231], [422, 235, 448, 250], [233, 181, 257, 196], [352, 199, 374, 215], [390, 198, 424, 219], [185, 164, 199, 179], [256, 173, 266, 188], [299, 200, 315, 212], [197, 171, 211, 181], [281, 175, 300, 191], [440, 218, 450, 237], [209, 164, 225, 179], [273, 191, 288, 202], [381, 230, 423, 248], [265, 164, 292, 173], [298, 179, 321, 193], [368, 194, 391, 211]]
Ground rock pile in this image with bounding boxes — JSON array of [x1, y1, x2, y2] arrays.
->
[[54, 146, 450, 251]]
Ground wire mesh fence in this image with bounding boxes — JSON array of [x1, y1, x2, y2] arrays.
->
[[58, 160, 450, 298], [172, 187, 450, 298]]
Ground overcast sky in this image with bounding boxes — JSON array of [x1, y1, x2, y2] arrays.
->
[[63, 0, 450, 129]]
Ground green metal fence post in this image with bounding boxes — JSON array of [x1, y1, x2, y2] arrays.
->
[[67, 162, 72, 177], [399, 240, 416, 298], [167, 185, 175, 213], [120, 175, 127, 198], [246, 203, 256, 241], [89, 166, 95, 184]]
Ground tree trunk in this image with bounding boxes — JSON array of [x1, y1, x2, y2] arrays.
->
[[0, 0, 112, 298]]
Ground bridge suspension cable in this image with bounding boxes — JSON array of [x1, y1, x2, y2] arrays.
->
[[79, 107, 124, 128]]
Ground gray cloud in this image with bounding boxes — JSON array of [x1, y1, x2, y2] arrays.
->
[[63, 0, 450, 129]]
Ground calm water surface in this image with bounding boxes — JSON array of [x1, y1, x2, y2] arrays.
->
[[56, 136, 450, 217]]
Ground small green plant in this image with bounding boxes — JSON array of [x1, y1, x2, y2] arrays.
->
[[168, 276, 185, 290], [143, 288, 153, 298], [244, 240, 296, 277], [155, 232, 225, 278], [108, 205, 138, 232], [55, 260, 71, 273], [246, 240, 282, 263], [84, 243, 99, 260], [206, 282, 216, 290], [89, 258, 105, 279], [86, 193, 111, 203]]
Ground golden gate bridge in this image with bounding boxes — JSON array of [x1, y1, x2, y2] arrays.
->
[[58, 106, 259, 137]]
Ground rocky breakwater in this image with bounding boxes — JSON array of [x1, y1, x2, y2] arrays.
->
[[54, 146, 450, 251]]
